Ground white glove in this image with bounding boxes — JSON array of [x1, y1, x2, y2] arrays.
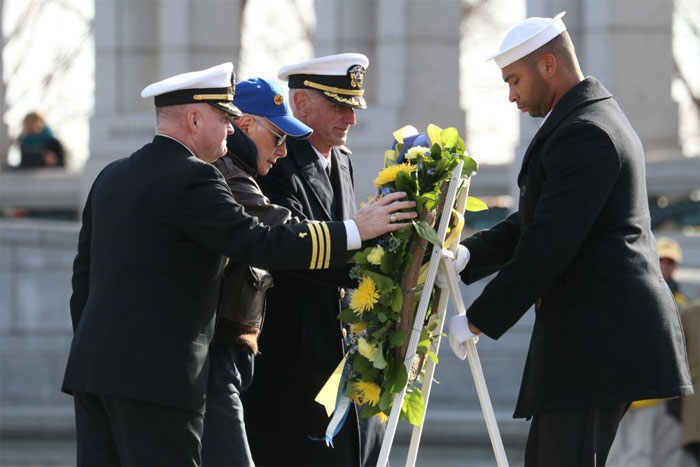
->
[[436, 245, 470, 289], [448, 313, 478, 360]]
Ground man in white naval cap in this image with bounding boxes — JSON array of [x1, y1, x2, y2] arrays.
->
[[61, 62, 415, 466], [446, 12, 692, 465], [243, 53, 384, 466]]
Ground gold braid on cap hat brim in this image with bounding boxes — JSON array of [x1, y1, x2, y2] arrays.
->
[[322, 92, 362, 106], [193, 93, 235, 101], [303, 80, 364, 96]]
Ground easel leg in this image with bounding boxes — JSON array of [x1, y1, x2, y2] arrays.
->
[[444, 260, 509, 467], [405, 289, 450, 467]]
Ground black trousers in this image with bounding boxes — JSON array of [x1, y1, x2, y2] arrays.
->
[[524, 402, 630, 466], [73, 391, 204, 466], [201, 343, 255, 466]]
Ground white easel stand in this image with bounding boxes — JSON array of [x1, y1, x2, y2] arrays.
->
[[375, 164, 509, 467]]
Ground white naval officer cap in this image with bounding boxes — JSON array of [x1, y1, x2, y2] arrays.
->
[[278, 53, 370, 109], [141, 62, 242, 117], [488, 12, 567, 69]]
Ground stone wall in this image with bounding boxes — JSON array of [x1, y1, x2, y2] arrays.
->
[[0, 220, 77, 438]]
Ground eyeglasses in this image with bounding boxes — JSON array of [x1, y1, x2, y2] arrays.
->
[[252, 117, 286, 147]]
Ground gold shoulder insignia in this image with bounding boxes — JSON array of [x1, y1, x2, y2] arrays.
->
[[298, 232, 308, 238], [338, 145, 352, 156]]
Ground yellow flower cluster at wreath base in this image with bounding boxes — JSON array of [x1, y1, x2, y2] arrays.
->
[[352, 381, 381, 407]]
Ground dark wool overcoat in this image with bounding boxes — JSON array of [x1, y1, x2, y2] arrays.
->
[[62, 135, 348, 412], [461, 77, 693, 418], [244, 138, 384, 466]]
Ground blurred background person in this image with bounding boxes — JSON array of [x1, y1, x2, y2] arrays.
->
[[659, 237, 689, 309], [17, 111, 65, 169]]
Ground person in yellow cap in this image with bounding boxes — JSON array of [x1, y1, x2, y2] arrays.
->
[[243, 53, 385, 467], [61, 63, 415, 466], [447, 12, 693, 466], [658, 237, 688, 309]]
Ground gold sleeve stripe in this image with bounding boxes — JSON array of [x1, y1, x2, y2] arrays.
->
[[312, 223, 326, 270], [308, 224, 319, 270], [321, 222, 332, 269]]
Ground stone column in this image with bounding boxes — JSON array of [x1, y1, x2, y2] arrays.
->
[[315, 0, 465, 200], [580, 0, 679, 157], [83, 0, 243, 202], [0, 4, 9, 168]]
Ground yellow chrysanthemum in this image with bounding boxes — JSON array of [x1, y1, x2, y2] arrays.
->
[[350, 321, 368, 334], [350, 276, 379, 314], [373, 163, 416, 188], [375, 411, 388, 424], [353, 381, 381, 406], [367, 245, 385, 265], [358, 337, 376, 362]]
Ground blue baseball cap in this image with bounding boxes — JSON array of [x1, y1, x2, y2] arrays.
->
[[233, 78, 312, 138]]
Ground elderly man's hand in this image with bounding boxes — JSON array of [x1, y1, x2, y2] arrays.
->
[[435, 245, 470, 288], [353, 192, 417, 240], [448, 313, 481, 360]]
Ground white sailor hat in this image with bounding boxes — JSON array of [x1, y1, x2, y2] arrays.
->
[[489, 12, 567, 69], [278, 53, 369, 109], [141, 62, 242, 117]]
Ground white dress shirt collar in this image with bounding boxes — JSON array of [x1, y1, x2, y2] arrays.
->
[[312, 145, 331, 172]]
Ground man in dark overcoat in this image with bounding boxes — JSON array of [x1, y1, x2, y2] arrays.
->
[[201, 76, 313, 467], [61, 62, 413, 466], [243, 54, 384, 466], [447, 12, 693, 466]]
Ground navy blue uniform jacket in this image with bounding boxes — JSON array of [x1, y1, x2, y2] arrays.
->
[[62, 135, 348, 412], [461, 78, 693, 418]]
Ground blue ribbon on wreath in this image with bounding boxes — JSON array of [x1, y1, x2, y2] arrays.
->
[[309, 358, 352, 447]]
